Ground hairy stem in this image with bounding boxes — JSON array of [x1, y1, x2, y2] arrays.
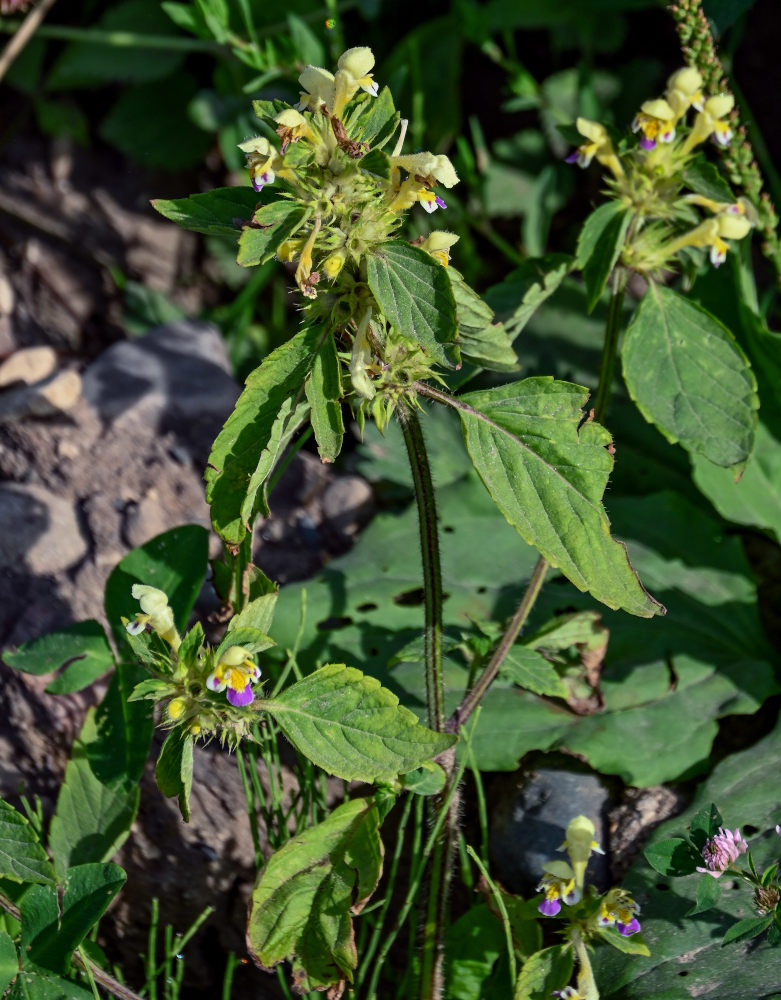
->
[[592, 267, 627, 424], [398, 404, 445, 732]]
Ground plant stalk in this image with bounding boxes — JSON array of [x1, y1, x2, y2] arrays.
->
[[591, 267, 627, 424]]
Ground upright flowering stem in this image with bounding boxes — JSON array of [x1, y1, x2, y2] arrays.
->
[[397, 403, 453, 1000], [592, 267, 628, 425]]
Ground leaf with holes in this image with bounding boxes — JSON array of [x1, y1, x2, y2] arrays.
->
[[622, 285, 757, 468], [261, 664, 455, 782], [0, 801, 56, 885], [455, 377, 663, 616], [247, 797, 382, 994]]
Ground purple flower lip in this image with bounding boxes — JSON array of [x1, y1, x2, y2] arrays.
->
[[538, 897, 561, 917], [435, 195, 447, 210], [565, 151, 579, 163], [618, 917, 641, 936], [640, 136, 656, 150], [227, 684, 254, 707]]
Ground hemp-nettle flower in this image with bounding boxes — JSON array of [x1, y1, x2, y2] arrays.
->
[[390, 152, 459, 189], [297, 64, 336, 112], [238, 136, 277, 192], [632, 98, 676, 150], [696, 826, 748, 877], [126, 584, 180, 650], [207, 645, 261, 708], [166, 697, 188, 722], [665, 66, 704, 120], [566, 118, 624, 178], [418, 231, 459, 266], [682, 94, 735, 153], [664, 207, 753, 268], [596, 887, 642, 936], [337, 46, 379, 97], [274, 108, 313, 152], [553, 988, 586, 999], [561, 815, 604, 889], [536, 860, 581, 916]]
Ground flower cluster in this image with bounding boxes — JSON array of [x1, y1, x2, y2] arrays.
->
[[696, 826, 748, 878], [123, 585, 267, 743], [567, 65, 756, 274]]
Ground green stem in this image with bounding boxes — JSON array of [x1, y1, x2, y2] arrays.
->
[[591, 268, 627, 424], [447, 555, 548, 732], [398, 404, 445, 732]]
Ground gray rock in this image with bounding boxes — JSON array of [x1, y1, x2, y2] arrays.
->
[[0, 482, 88, 574], [488, 753, 612, 895], [81, 320, 239, 458], [321, 474, 374, 542]]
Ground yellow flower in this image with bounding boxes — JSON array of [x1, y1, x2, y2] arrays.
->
[[207, 645, 261, 707], [390, 152, 459, 189], [567, 118, 624, 179], [665, 66, 704, 120], [665, 207, 752, 267], [297, 64, 336, 112], [274, 108, 314, 152], [561, 815, 604, 889], [126, 584, 180, 651], [632, 97, 677, 149], [337, 46, 378, 97], [166, 697, 188, 722], [238, 136, 278, 193], [682, 94, 735, 153], [418, 231, 459, 266]]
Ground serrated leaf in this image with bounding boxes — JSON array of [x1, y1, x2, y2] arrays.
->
[[456, 378, 663, 616], [485, 254, 572, 340], [240, 397, 311, 527], [228, 593, 278, 637], [252, 98, 290, 123], [366, 241, 459, 368], [0, 801, 56, 885], [236, 202, 306, 267], [400, 763, 447, 796], [155, 732, 193, 822], [48, 742, 139, 877], [206, 326, 322, 543], [447, 269, 518, 373], [262, 664, 456, 782], [8, 969, 94, 999], [359, 147, 392, 180], [152, 187, 261, 235], [305, 332, 344, 462], [348, 86, 399, 147], [127, 678, 172, 702], [513, 944, 573, 1000], [247, 797, 382, 993], [500, 647, 568, 698], [622, 284, 758, 468], [3, 621, 114, 694]]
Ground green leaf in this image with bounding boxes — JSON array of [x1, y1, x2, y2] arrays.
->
[[48, 740, 139, 877], [358, 147, 392, 180], [287, 11, 324, 66], [722, 914, 774, 946], [252, 98, 290, 122], [683, 158, 735, 204], [155, 732, 194, 822], [484, 253, 571, 341], [50, 863, 126, 970], [689, 802, 724, 849], [228, 593, 278, 638], [499, 647, 568, 698], [152, 187, 261, 235], [350, 86, 399, 147], [86, 664, 153, 788], [400, 763, 447, 796], [0, 801, 56, 885], [206, 326, 321, 543], [0, 931, 17, 994], [8, 969, 94, 999], [19, 884, 60, 970], [513, 944, 573, 1000], [305, 332, 344, 462], [575, 202, 630, 311], [236, 202, 306, 267], [687, 872, 722, 915], [262, 664, 456, 782], [622, 284, 758, 468], [215, 625, 275, 658], [3, 621, 114, 694], [240, 397, 312, 528], [366, 241, 459, 368], [247, 797, 382, 992], [456, 378, 663, 616], [445, 905, 505, 1000], [447, 269, 518, 372], [595, 927, 651, 956], [524, 610, 606, 654]]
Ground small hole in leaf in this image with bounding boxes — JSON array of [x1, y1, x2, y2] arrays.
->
[[743, 825, 759, 836], [655, 883, 670, 891], [369, 647, 379, 657], [678, 971, 689, 977], [394, 587, 425, 606], [477, 586, 487, 594], [316, 616, 353, 631], [443, 525, 454, 533], [356, 602, 378, 612]]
